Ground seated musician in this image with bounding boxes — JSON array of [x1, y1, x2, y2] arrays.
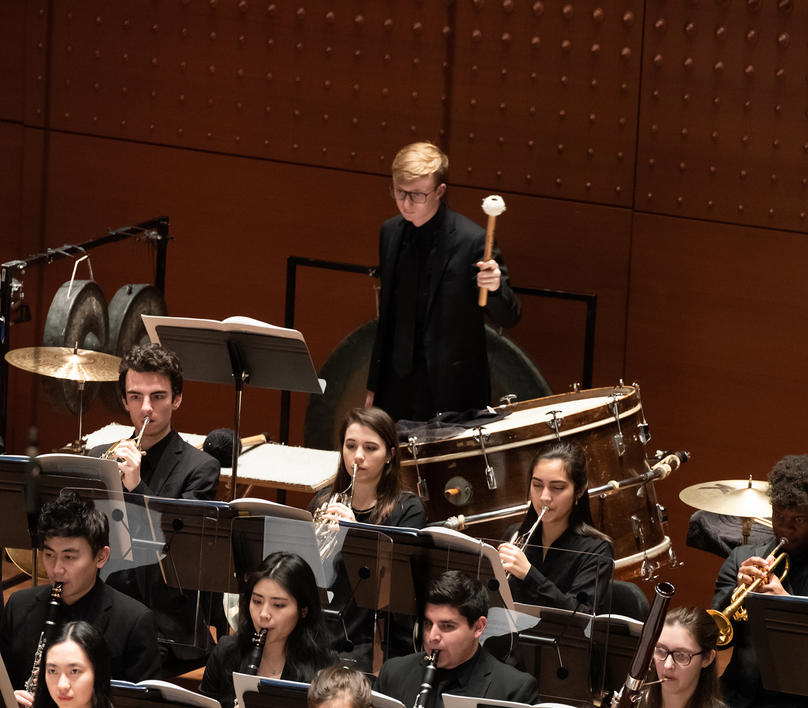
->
[[307, 665, 372, 708], [199, 551, 335, 708], [309, 406, 425, 664], [89, 342, 220, 499], [374, 571, 538, 708], [0, 491, 160, 707], [711, 454, 808, 708], [89, 342, 222, 674], [497, 441, 614, 613], [642, 606, 725, 708], [32, 621, 114, 708]]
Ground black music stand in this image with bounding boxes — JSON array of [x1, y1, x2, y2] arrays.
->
[[234, 674, 309, 708], [0, 453, 121, 584], [747, 592, 808, 697], [143, 315, 325, 500], [110, 680, 222, 707]]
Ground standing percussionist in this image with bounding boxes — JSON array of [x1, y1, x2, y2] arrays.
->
[[374, 571, 537, 708], [90, 342, 219, 499], [366, 142, 521, 422], [0, 491, 159, 707], [711, 454, 808, 708]]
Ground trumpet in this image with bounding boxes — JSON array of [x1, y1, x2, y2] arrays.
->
[[314, 462, 356, 561], [103, 417, 149, 481], [707, 536, 790, 647], [504, 505, 549, 580]]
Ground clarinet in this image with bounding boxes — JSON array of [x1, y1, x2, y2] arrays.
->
[[413, 650, 440, 708], [25, 582, 64, 695], [245, 628, 268, 675], [610, 582, 675, 708]]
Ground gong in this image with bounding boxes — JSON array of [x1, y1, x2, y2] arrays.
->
[[42, 280, 108, 414], [100, 284, 168, 413], [303, 319, 551, 451]]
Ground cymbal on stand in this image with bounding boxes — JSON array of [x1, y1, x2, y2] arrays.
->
[[679, 478, 771, 518], [5, 346, 121, 382]]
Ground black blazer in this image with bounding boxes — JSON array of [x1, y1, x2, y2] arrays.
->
[[368, 205, 521, 416], [0, 580, 160, 688], [375, 647, 538, 708], [90, 429, 220, 499]]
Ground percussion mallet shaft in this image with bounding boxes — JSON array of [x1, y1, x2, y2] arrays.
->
[[479, 195, 507, 307]]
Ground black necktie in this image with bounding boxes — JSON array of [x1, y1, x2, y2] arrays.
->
[[392, 236, 417, 377]]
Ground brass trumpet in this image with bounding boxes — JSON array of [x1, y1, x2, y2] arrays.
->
[[707, 536, 790, 646], [314, 462, 356, 561], [103, 417, 149, 481]]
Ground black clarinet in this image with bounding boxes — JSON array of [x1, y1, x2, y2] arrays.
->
[[25, 582, 64, 695], [245, 628, 268, 675], [413, 650, 440, 708]]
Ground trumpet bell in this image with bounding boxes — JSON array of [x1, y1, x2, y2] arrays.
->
[[706, 608, 734, 647]]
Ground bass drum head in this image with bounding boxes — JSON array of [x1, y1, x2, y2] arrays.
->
[[303, 319, 551, 451], [42, 280, 109, 415], [100, 284, 168, 414]]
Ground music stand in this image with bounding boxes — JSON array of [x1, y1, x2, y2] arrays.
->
[[143, 315, 325, 500], [747, 591, 808, 697], [234, 673, 309, 708], [0, 454, 121, 584], [110, 680, 221, 707]]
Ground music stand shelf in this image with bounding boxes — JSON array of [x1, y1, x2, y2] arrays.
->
[[143, 315, 325, 500]]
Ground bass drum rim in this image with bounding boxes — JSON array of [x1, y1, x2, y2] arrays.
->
[[303, 319, 551, 451]]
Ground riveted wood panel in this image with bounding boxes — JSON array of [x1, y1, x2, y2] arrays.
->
[[637, 0, 808, 231], [38, 1, 447, 170], [626, 212, 808, 604], [448, 1, 642, 205]]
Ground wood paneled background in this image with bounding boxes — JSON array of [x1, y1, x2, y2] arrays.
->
[[2, 1, 807, 607]]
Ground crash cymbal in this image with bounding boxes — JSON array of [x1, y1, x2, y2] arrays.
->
[[679, 478, 771, 518], [5, 346, 121, 382]]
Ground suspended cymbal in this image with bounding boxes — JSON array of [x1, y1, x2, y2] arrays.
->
[[5, 346, 121, 382], [679, 478, 771, 518]]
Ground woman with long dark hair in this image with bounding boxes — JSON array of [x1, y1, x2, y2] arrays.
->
[[497, 440, 614, 613], [32, 621, 113, 708], [643, 606, 725, 708], [200, 552, 335, 708], [311, 406, 424, 528]]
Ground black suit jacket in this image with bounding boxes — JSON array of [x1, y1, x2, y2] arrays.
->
[[368, 205, 521, 417], [90, 429, 220, 499], [0, 579, 160, 688], [375, 647, 538, 708]]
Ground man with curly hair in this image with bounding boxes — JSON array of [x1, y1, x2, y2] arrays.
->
[[711, 454, 808, 707]]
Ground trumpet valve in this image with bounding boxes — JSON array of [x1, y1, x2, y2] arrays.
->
[[733, 607, 748, 623]]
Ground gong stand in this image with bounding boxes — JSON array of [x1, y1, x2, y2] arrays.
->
[[0, 216, 170, 455], [142, 314, 325, 501]]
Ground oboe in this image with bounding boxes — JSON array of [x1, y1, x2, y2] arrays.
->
[[413, 650, 440, 708], [25, 582, 63, 695], [245, 628, 268, 675]]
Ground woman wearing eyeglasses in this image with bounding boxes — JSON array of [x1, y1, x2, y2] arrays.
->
[[643, 606, 725, 708]]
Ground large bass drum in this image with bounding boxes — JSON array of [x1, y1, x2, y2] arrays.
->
[[399, 384, 673, 580]]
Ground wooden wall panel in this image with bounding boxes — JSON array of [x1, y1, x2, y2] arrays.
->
[[448, 1, 642, 205], [0, 3, 25, 121], [625, 212, 808, 605], [637, 0, 808, 231], [40, 1, 448, 170]]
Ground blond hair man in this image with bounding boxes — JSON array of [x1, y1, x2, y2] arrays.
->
[[366, 142, 521, 421]]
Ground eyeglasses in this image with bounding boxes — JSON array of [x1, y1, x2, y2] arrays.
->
[[653, 645, 704, 667], [389, 185, 438, 204]]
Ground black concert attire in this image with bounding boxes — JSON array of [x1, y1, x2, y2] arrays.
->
[[375, 646, 538, 708], [712, 542, 808, 708], [308, 490, 426, 669], [368, 204, 521, 421], [506, 520, 614, 614], [91, 429, 222, 674], [199, 634, 334, 708], [0, 579, 160, 688]]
